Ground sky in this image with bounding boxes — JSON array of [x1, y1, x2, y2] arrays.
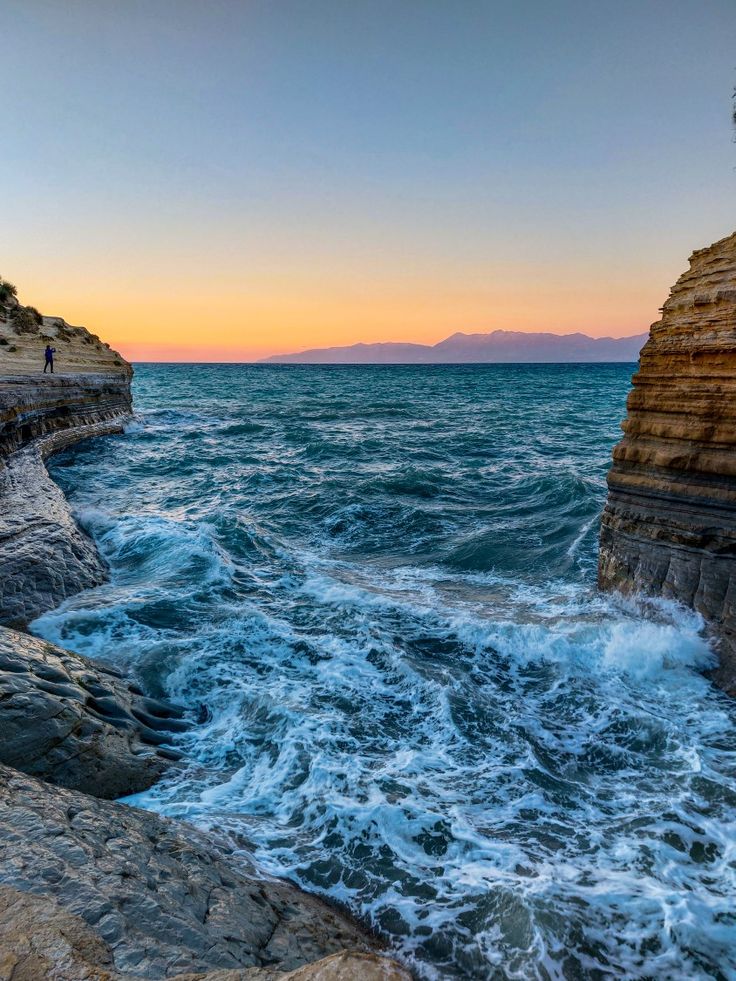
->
[[2, 0, 735, 362]]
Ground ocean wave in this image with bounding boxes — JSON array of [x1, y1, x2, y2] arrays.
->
[[35, 363, 736, 980]]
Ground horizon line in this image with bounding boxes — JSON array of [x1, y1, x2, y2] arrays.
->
[[128, 359, 642, 366], [119, 327, 648, 364]]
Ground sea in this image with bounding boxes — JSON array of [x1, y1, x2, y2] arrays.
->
[[32, 363, 736, 980]]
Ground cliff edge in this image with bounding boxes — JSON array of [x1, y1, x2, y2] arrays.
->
[[0, 275, 131, 376], [599, 231, 736, 694], [0, 280, 134, 625]]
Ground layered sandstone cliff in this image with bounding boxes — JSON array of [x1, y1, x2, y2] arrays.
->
[[0, 376, 138, 628], [0, 286, 133, 626], [599, 231, 736, 694]]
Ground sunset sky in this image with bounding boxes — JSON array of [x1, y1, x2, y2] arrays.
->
[[3, 0, 735, 362]]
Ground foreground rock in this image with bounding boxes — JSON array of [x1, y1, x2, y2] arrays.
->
[[0, 888, 410, 981], [0, 627, 184, 798], [0, 766, 396, 979], [599, 231, 736, 693]]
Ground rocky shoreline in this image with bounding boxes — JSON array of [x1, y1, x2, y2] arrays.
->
[[0, 374, 134, 628], [0, 293, 410, 978]]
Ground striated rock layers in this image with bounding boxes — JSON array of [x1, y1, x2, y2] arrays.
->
[[0, 363, 133, 626], [0, 371, 132, 458], [599, 231, 736, 694]]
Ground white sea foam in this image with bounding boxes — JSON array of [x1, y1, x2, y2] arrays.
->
[[32, 364, 736, 980]]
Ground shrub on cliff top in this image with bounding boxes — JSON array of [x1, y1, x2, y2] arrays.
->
[[0, 279, 18, 303], [24, 306, 43, 325], [10, 307, 41, 335]]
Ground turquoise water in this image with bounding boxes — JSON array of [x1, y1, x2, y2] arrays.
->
[[35, 364, 736, 980]]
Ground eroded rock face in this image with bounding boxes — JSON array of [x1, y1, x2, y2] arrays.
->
[[0, 372, 133, 627], [0, 370, 133, 627], [0, 766, 389, 979], [599, 231, 736, 693], [0, 442, 110, 627], [0, 627, 184, 798], [0, 372, 133, 460]]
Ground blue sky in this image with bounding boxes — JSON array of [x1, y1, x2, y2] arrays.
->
[[3, 0, 735, 358]]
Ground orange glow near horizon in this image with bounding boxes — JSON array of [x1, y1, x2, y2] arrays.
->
[[14, 260, 668, 363], [5, 3, 733, 364]]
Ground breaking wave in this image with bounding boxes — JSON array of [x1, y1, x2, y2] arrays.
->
[[33, 364, 736, 979]]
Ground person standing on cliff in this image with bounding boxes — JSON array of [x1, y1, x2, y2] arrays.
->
[[43, 344, 56, 373]]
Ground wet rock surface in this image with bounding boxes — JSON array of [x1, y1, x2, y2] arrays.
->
[[599, 231, 736, 693], [0, 767, 390, 979], [0, 627, 182, 798], [0, 374, 133, 627], [0, 884, 409, 979], [0, 441, 110, 627]]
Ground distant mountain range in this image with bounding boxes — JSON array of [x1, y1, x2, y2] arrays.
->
[[262, 330, 648, 364]]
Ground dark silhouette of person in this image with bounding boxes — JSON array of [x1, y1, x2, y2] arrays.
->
[[43, 344, 56, 373]]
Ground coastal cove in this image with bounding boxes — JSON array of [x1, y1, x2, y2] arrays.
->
[[4, 3, 735, 975], [1, 231, 736, 980], [32, 361, 736, 980]]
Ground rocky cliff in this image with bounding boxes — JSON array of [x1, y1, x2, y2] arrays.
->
[[0, 391, 136, 626], [0, 283, 410, 979], [599, 231, 736, 694], [0, 285, 133, 627]]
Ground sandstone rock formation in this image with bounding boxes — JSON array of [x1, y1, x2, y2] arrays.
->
[[0, 371, 132, 459], [599, 231, 736, 694], [0, 628, 184, 798], [0, 348, 133, 625]]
